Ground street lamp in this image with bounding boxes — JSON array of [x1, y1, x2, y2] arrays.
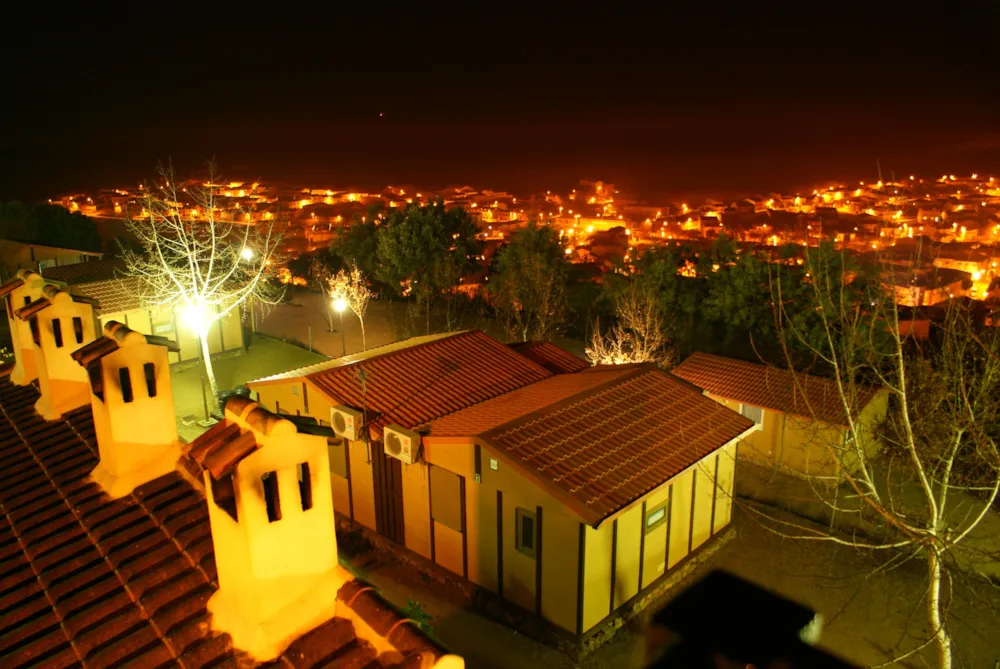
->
[[332, 296, 348, 357], [240, 246, 255, 261]]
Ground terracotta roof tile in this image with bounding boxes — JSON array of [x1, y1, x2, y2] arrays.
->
[[0, 277, 24, 298], [430, 364, 754, 526], [0, 378, 450, 667], [509, 341, 590, 374], [41, 260, 127, 286], [252, 330, 553, 437], [71, 276, 145, 315], [671, 352, 881, 427]]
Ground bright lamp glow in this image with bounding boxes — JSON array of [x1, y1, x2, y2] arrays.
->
[[240, 247, 255, 261], [180, 300, 211, 333], [332, 296, 348, 313]]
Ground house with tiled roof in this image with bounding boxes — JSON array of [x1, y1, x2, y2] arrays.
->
[[32, 259, 245, 365], [249, 334, 756, 644], [507, 340, 588, 375], [0, 317, 464, 667], [672, 352, 888, 476]]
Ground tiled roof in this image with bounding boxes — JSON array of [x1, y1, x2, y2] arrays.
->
[[41, 260, 127, 286], [508, 341, 589, 374], [429, 364, 754, 526], [671, 352, 881, 427], [0, 378, 446, 668], [71, 276, 145, 315], [251, 330, 553, 437], [185, 419, 260, 480]]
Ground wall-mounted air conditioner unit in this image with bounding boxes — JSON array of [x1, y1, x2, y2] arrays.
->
[[383, 424, 420, 465], [330, 405, 364, 441]]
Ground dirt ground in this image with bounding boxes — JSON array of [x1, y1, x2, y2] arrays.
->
[[344, 503, 1000, 669]]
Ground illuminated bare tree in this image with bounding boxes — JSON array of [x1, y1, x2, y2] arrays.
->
[[124, 163, 283, 414], [328, 265, 373, 350], [587, 280, 672, 366], [761, 248, 1000, 669]]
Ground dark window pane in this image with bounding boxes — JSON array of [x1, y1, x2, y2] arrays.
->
[[298, 462, 313, 511], [29, 318, 40, 346], [73, 316, 84, 344]]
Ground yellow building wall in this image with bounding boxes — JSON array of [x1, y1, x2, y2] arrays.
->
[[403, 462, 431, 560], [581, 522, 613, 632], [712, 442, 736, 534], [613, 504, 642, 609], [641, 485, 670, 589], [667, 469, 693, 569], [540, 502, 583, 632], [347, 439, 375, 530], [433, 521, 464, 575], [690, 454, 717, 551]]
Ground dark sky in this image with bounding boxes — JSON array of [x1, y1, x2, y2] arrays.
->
[[3, 6, 999, 202]]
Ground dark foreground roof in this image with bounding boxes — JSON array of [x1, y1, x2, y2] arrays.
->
[[0, 375, 443, 668], [40, 260, 127, 286]]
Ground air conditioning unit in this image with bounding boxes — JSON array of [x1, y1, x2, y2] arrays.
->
[[383, 424, 421, 465], [330, 405, 364, 441]]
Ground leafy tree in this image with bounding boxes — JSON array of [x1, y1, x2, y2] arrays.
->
[[488, 221, 569, 341], [0, 201, 101, 252], [375, 201, 481, 333], [333, 218, 379, 282]]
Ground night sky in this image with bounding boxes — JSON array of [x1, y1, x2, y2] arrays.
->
[[3, 6, 999, 202]]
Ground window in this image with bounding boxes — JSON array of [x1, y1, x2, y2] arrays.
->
[[740, 404, 764, 425], [23, 296, 31, 306], [297, 462, 313, 511], [143, 362, 157, 398], [327, 437, 348, 478], [515, 508, 537, 558], [262, 471, 281, 522], [645, 502, 668, 534], [119, 368, 134, 403], [489, 457, 499, 471], [29, 318, 40, 347], [291, 385, 299, 395], [302, 383, 309, 414], [51, 319, 63, 348], [430, 466, 463, 532], [72, 317, 84, 344], [212, 474, 238, 521]]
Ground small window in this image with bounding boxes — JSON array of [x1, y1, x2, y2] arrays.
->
[[119, 367, 134, 403], [29, 318, 40, 347], [143, 362, 157, 398], [740, 404, 764, 425], [262, 471, 281, 522], [291, 385, 299, 395], [489, 457, 499, 471], [302, 383, 309, 413], [297, 462, 313, 511], [327, 437, 348, 478], [212, 474, 238, 521], [52, 319, 63, 348], [515, 508, 536, 558], [72, 316, 84, 344], [23, 296, 31, 306], [645, 502, 668, 534]]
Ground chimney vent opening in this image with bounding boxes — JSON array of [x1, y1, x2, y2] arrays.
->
[[143, 362, 157, 398], [262, 471, 281, 522], [119, 367, 134, 403]]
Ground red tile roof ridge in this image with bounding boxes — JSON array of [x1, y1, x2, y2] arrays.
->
[[672, 351, 881, 427], [250, 330, 476, 385], [0, 276, 24, 297]]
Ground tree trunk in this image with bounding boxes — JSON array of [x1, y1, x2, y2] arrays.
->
[[200, 333, 222, 417], [927, 549, 952, 669], [359, 317, 367, 351]]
